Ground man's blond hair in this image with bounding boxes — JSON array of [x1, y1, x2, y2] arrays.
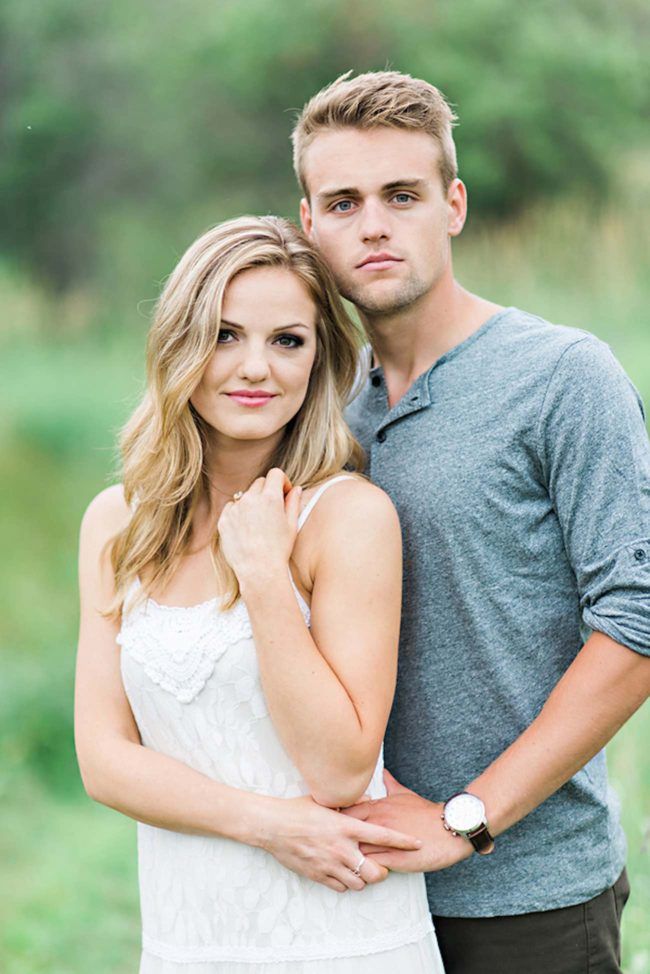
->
[[292, 70, 458, 197]]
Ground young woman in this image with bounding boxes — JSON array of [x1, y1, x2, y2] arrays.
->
[[75, 216, 444, 972]]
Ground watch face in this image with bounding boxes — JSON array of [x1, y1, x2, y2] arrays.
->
[[445, 793, 485, 833]]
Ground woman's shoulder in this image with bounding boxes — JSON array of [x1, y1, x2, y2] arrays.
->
[[80, 483, 131, 548], [300, 473, 399, 533], [295, 474, 401, 588]]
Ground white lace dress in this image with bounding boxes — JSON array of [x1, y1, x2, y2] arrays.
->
[[117, 478, 444, 973]]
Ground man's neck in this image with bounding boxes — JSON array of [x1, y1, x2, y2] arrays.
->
[[361, 277, 503, 407]]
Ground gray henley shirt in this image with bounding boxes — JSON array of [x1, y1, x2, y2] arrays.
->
[[345, 306, 650, 917]]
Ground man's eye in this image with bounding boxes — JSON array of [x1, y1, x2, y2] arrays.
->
[[217, 328, 236, 343], [392, 193, 414, 204], [332, 200, 354, 213], [274, 334, 304, 348]]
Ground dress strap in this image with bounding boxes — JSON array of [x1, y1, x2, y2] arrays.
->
[[297, 475, 355, 532]]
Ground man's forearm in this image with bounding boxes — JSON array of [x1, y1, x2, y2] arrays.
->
[[470, 631, 650, 836], [345, 632, 649, 874]]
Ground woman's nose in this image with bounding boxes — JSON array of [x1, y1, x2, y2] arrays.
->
[[237, 344, 270, 382]]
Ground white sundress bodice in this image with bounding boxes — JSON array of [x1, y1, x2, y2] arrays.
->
[[117, 476, 439, 969]]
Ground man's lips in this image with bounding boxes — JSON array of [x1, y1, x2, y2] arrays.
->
[[225, 390, 278, 408], [356, 252, 403, 271]]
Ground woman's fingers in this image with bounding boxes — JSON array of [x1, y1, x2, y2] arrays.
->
[[360, 858, 389, 885], [264, 467, 293, 496], [285, 485, 303, 529], [325, 849, 388, 891], [334, 867, 365, 891], [323, 876, 348, 893], [351, 820, 422, 851]]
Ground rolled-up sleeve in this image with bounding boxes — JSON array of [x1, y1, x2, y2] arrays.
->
[[537, 336, 650, 656]]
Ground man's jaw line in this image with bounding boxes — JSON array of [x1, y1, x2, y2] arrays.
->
[[350, 271, 460, 360]]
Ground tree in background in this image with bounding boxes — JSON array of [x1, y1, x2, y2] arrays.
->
[[0, 0, 648, 296]]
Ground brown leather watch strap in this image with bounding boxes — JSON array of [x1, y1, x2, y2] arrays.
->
[[468, 823, 495, 855]]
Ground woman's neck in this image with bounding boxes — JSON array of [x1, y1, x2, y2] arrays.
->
[[203, 431, 282, 504]]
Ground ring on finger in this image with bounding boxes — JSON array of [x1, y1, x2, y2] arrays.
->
[[351, 855, 366, 877]]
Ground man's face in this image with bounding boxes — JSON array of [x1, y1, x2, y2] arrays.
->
[[300, 127, 465, 317]]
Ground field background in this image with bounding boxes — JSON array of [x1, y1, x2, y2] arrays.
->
[[1, 2, 649, 971]]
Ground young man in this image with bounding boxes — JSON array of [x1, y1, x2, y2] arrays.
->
[[290, 71, 650, 973]]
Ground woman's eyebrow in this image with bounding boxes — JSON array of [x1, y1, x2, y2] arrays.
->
[[220, 319, 310, 331]]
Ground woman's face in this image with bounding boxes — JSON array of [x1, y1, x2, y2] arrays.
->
[[190, 266, 319, 449]]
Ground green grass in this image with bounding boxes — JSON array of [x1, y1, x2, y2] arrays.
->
[[0, 778, 140, 974], [1, 196, 649, 971]]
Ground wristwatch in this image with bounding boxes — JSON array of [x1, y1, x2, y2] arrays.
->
[[442, 791, 494, 855]]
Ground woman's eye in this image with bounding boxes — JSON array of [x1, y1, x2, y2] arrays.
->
[[217, 328, 236, 343], [274, 334, 304, 349], [332, 199, 354, 213]]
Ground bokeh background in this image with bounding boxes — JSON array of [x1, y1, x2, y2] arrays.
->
[[1, 1, 649, 970]]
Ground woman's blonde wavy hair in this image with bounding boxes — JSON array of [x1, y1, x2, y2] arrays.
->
[[110, 215, 365, 614]]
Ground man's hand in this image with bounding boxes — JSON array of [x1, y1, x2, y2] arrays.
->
[[342, 770, 472, 873], [257, 793, 424, 893]]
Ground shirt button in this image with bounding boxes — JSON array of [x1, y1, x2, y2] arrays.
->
[[376, 430, 386, 443], [634, 548, 646, 562], [371, 375, 382, 387]]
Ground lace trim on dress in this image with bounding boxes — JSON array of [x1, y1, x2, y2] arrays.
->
[[142, 916, 435, 964], [117, 594, 251, 703], [118, 475, 354, 704], [117, 581, 310, 704]]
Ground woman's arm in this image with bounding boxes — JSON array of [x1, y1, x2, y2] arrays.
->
[[75, 485, 417, 892], [218, 472, 402, 808]]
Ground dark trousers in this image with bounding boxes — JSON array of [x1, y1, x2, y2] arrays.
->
[[432, 869, 630, 974]]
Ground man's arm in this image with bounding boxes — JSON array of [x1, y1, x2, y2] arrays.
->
[[345, 631, 649, 872]]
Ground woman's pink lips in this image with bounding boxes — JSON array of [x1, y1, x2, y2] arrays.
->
[[226, 392, 277, 408]]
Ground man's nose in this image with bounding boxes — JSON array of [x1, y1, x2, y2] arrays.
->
[[359, 199, 391, 243]]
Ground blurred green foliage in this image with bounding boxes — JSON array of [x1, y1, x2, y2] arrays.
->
[[1, 0, 648, 295]]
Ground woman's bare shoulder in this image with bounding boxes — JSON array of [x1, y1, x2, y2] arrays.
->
[[302, 474, 400, 536], [80, 484, 131, 548]]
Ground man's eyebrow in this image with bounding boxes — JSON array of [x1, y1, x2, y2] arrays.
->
[[382, 178, 427, 192], [220, 319, 310, 331], [315, 186, 360, 203], [315, 178, 427, 203]]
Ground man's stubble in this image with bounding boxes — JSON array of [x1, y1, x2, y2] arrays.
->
[[337, 269, 432, 318]]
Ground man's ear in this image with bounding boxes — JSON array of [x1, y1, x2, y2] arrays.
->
[[447, 178, 467, 238], [299, 197, 313, 238]]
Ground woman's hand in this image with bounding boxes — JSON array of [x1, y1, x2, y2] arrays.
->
[[217, 468, 302, 587], [259, 794, 423, 893]]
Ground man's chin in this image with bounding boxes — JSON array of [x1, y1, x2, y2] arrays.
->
[[343, 281, 429, 317]]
